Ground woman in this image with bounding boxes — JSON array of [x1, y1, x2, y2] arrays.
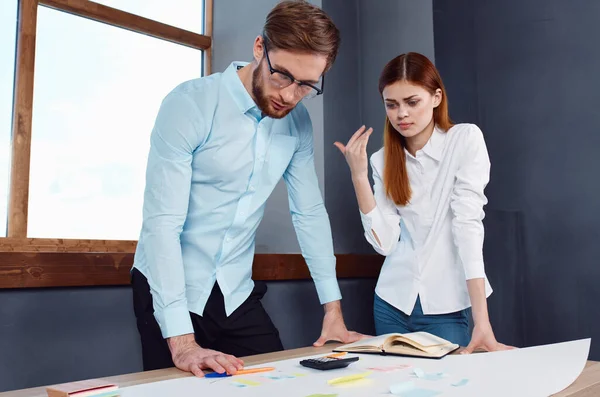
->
[[335, 52, 511, 353]]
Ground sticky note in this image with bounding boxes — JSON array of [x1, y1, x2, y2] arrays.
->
[[412, 368, 448, 380], [413, 368, 426, 378], [327, 371, 372, 385], [400, 389, 442, 397], [452, 378, 469, 387], [390, 381, 416, 394], [390, 380, 442, 397], [424, 372, 447, 381], [231, 378, 261, 387]]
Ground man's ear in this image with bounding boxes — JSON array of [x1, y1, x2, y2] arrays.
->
[[252, 36, 264, 64]]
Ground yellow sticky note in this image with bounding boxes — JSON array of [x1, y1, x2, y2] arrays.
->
[[327, 371, 372, 385], [234, 378, 261, 386]]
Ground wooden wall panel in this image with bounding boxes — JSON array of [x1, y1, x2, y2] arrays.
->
[[0, 253, 383, 288]]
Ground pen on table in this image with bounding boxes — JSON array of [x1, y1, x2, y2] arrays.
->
[[204, 367, 275, 378]]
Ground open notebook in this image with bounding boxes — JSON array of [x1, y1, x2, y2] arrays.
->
[[333, 332, 460, 359]]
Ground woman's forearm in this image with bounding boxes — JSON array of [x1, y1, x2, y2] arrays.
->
[[352, 173, 377, 215], [466, 278, 490, 325]]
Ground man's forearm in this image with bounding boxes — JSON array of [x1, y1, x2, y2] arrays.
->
[[167, 333, 198, 355], [324, 300, 342, 314]]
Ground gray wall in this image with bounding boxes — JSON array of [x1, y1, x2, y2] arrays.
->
[[210, 0, 325, 253], [321, 0, 365, 253], [322, 0, 435, 253], [0, 287, 141, 392], [433, 0, 600, 359]]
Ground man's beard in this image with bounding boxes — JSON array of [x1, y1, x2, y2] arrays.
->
[[252, 64, 294, 119]]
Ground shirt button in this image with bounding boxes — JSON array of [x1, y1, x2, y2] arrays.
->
[[226, 237, 231, 242], [249, 186, 255, 192]]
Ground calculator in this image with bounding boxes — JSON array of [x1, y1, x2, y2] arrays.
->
[[299, 356, 359, 370]]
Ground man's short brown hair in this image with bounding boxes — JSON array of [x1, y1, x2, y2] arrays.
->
[[263, 0, 341, 72]]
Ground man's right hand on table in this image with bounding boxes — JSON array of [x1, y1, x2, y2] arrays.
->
[[167, 334, 244, 377]]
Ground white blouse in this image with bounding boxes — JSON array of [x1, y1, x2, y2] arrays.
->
[[361, 123, 493, 315]]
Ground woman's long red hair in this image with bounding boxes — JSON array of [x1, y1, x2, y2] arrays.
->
[[379, 52, 453, 206]]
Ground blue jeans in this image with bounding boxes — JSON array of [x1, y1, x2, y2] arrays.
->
[[374, 294, 471, 347]]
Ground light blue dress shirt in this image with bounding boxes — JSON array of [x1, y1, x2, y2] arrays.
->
[[133, 61, 342, 338]]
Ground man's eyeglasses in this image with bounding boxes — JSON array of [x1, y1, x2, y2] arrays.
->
[[262, 39, 325, 100]]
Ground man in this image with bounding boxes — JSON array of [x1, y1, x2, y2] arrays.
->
[[131, 0, 364, 377]]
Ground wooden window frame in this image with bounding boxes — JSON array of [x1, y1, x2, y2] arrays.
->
[[7, 0, 213, 241], [0, 0, 382, 288]]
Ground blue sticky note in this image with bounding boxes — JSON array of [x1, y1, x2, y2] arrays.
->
[[424, 372, 447, 381], [390, 381, 441, 397], [401, 389, 442, 397], [412, 368, 447, 381], [413, 368, 426, 378], [390, 381, 415, 394], [452, 378, 469, 387]]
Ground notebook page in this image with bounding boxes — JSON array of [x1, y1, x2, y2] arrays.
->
[[338, 333, 399, 350], [398, 332, 450, 348]]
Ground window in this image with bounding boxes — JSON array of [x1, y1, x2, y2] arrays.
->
[[91, 0, 204, 34], [2, 0, 212, 249], [28, 7, 202, 240], [0, 1, 18, 237]]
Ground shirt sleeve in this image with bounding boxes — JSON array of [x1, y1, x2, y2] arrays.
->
[[283, 112, 341, 305], [449, 125, 491, 280], [359, 153, 402, 256], [140, 91, 205, 338]]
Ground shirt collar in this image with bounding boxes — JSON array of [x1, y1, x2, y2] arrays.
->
[[421, 125, 446, 161], [222, 61, 263, 120]]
